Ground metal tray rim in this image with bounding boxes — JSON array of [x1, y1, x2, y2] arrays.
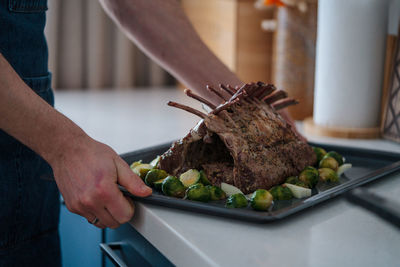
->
[[120, 141, 400, 223]]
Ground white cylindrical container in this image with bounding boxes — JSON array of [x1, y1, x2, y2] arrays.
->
[[313, 0, 389, 128]]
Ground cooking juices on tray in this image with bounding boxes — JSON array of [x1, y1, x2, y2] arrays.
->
[[130, 147, 352, 212]]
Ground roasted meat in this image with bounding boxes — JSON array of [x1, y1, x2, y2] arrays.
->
[[159, 82, 316, 194]]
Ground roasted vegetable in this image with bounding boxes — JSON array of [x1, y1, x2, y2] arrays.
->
[[199, 170, 211, 185], [284, 183, 312, 198], [313, 147, 327, 162], [179, 169, 201, 188], [130, 160, 142, 169], [324, 151, 344, 166], [186, 183, 210, 202], [285, 176, 299, 184], [161, 176, 186, 198], [299, 166, 319, 188], [286, 177, 309, 188], [250, 189, 273, 211], [295, 181, 309, 188], [145, 169, 168, 186], [150, 156, 161, 168], [319, 156, 339, 171], [132, 163, 154, 179], [221, 182, 244, 196], [226, 193, 248, 208], [337, 163, 352, 176], [153, 178, 166, 191], [206, 185, 226, 201], [269, 185, 293, 200], [318, 168, 339, 183]]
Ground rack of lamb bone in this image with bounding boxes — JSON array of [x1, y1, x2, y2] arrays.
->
[[158, 82, 316, 194]]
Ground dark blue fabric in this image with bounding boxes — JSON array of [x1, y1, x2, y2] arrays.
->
[[0, 0, 61, 266]]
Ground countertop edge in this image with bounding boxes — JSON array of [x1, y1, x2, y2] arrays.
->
[[129, 203, 218, 267]]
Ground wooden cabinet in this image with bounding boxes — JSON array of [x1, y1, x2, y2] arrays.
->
[[182, 0, 274, 83]]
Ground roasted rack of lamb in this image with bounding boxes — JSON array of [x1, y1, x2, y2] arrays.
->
[[158, 82, 316, 194]]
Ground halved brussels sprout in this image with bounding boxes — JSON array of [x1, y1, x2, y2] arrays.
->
[[199, 170, 211, 186], [130, 160, 142, 169], [161, 176, 186, 198], [206, 185, 226, 201], [319, 156, 339, 171], [153, 178, 166, 191], [318, 168, 339, 183], [323, 151, 344, 166], [269, 185, 293, 200], [186, 183, 210, 202], [226, 193, 248, 208], [179, 169, 201, 188], [285, 176, 299, 185], [295, 181, 309, 188], [299, 166, 319, 188], [145, 169, 168, 186], [132, 163, 154, 179], [250, 189, 273, 211], [313, 147, 327, 162]]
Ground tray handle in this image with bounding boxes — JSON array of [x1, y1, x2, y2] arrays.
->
[[100, 242, 128, 267], [346, 188, 400, 229]]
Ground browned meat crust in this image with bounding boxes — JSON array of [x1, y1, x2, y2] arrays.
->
[[158, 82, 316, 194]]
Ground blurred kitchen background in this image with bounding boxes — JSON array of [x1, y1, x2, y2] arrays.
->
[[45, 0, 175, 89], [44, 0, 279, 90], [45, 0, 400, 141]]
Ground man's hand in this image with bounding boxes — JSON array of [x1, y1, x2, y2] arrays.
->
[[0, 54, 152, 228], [50, 135, 152, 229]]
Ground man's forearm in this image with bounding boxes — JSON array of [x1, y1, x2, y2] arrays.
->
[[100, 0, 242, 105], [0, 54, 87, 163]]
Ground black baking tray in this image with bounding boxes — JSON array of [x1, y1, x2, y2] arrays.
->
[[119, 142, 400, 223]]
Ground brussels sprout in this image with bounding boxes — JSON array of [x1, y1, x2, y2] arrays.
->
[[313, 147, 327, 162], [199, 170, 211, 186], [130, 160, 143, 170], [186, 183, 211, 202], [295, 181, 309, 188], [250, 189, 273, 211], [179, 169, 201, 188], [269, 185, 293, 200], [318, 168, 339, 183], [153, 178, 166, 191], [206, 185, 226, 200], [299, 166, 319, 188], [225, 193, 248, 208], [323, 151, 344, 166], [162, 176, 186, 198], [145, 169, 168, 186], [285, 176, 299, 184], [319, 156, 339, 171], [132, 163, 154, 179]]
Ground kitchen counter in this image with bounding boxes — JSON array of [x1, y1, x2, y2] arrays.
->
[[55, 88, 400, 267]]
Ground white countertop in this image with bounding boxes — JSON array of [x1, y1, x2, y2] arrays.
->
[[55, 88, 400, 267]]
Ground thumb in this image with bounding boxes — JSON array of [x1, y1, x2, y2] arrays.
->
[[114, 157, 152, 197]]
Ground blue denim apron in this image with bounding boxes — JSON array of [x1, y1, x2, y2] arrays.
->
[[0, 0, 61, 266]]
